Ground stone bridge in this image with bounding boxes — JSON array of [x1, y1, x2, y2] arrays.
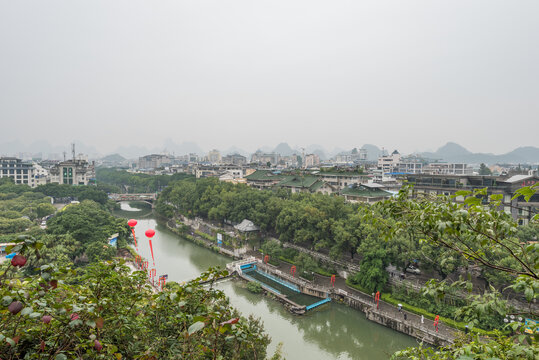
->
[[109, 193, 157, 208]]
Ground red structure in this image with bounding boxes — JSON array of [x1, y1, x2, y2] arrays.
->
[[291, 265, 296, 277], [330, 275, 336, 287], [375, 291, 380, 309], [145, 229, 156, 266], [127, 219, 138, 251], [264, 255, 269, 264]]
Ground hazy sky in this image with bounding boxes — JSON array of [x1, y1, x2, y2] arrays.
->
[[1, 1, 538, 155]]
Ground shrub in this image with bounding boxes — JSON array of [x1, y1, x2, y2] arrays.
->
[[247, 281, 263, 294], [381, 293, 495, 335]]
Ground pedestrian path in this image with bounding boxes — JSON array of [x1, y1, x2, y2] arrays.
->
[[248, 251, 457, 343]]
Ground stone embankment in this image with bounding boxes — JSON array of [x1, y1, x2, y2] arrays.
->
[[165, 218, 246, 259], [166, 216, 456, 346], [254, 261, 454, 347]]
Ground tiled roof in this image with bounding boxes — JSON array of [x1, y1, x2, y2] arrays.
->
[[310, 180, 328, 191], [316, 171, 365, 177], [234, 219, 259, 232], [245, 170, 285, 181], [341, 186, 392, 198], [276, 176, 319, 188]]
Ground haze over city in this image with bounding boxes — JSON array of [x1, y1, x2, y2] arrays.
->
[[1, 2, 539, 360], [1, 1, 538, 155]]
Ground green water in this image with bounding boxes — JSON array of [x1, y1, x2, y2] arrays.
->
[[118, 209, 417, 360], [244, 269, 321, 306]]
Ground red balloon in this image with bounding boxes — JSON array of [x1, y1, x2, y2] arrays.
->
[[145, 229, 155, 238], [127, 219, 137, 227]]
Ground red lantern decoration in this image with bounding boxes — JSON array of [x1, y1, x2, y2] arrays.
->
[[291, 265, 296, 277], [145, 229, 156, 266], [145, 229, 155, 238], [264, 255, 269, 264], [128, 219, 138, 251], [330, 275, 336, 287]]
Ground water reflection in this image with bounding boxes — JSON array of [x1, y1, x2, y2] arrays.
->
[[218, 281, 417, 360], [119, 202, 141, 211], [121, 216, 416, 359], [114, 202, 153, 218]]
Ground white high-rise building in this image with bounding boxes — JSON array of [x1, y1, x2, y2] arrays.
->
[[0, 157, 37, 187]]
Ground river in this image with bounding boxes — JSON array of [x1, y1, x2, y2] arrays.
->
[[117, 203, 417, 359]]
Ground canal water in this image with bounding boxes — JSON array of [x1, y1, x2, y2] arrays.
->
[[117, 204, 417, 360]]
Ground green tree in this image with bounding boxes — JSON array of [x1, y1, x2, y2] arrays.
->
[[36, 202, 56, 218], [46, 200, 129, 262], [352, 239, 389, 293], [375, 184, 539, 358], [479, 163, 492, 175], [294, 252, 318, 277], [261, 239, 282, 261]]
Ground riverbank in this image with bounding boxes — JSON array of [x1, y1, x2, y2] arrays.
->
[[164, 217, 246, 259], [165, 215, 455, 346], [117, 215, 418, 359]]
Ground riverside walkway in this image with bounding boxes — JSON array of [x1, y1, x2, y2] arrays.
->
[[170, 216, 457, 345], [247, 251, 456, 346]]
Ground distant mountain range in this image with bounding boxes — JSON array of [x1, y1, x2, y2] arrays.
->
[[101, 153, 126, 162], [1, 140, 537, 164], [416, 142, 539, 164]]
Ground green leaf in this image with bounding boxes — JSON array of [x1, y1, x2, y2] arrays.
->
[[21, 307, 33, 316], [29, 312, 42, 318], [524, 288, 534, 302], [188, 321, 205, 335], [69, 319, 83, 327], [512, 186, 537, 202], [55, 355, 67, 360], [464, 197, 481, 207], [219, 323, 231, 334], [85, 320, 96, 328], [2, 296, 13, 306]]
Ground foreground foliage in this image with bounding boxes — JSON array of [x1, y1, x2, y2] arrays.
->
[[0, 182, 275, 359], [382, 184, 539, 358], [0, 241, 272, 359]]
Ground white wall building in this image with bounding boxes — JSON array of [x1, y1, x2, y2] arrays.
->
[[48, 157, 95, 185], [0, 157, 37, 187]]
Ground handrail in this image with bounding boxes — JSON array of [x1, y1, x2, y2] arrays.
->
[[282, 243, 361, 272]]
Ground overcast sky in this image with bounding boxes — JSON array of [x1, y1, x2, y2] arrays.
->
[[1, 1, 538, 155]]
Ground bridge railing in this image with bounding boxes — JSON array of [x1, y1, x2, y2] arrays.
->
[[109, 193, 157, 201]]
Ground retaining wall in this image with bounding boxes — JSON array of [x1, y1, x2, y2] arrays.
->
[[365, 309, 453, 347]]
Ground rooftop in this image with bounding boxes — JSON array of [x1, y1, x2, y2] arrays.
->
[[276, 175, 320, 188], [504, 174, 536, 184], [244, 170, 286, 181], [234, 219, 260, 232], [341, 185, 392, 198]]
